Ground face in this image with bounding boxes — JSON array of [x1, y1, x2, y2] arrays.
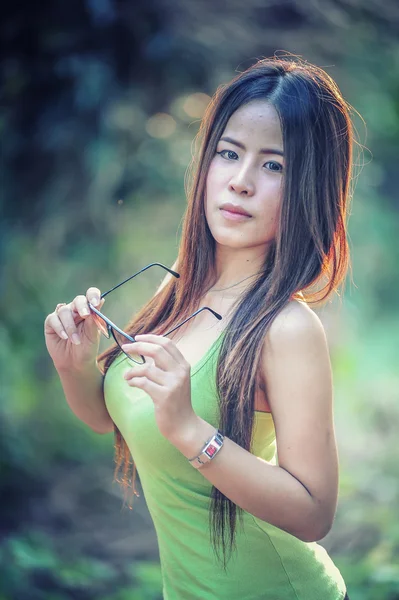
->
[[205, 100, 284, 254]]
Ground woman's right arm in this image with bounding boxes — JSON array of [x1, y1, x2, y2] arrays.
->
[[44, 286, 114, 434], [44, 261, 178, 434]]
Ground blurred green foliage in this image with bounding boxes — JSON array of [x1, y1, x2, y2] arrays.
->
[[0, 528, 163, 599], [1, 0, 399, 598]]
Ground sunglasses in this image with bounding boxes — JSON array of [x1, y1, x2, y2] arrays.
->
[[88, 262, 222, 364]]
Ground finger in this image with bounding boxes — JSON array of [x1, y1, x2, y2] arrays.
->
[[123, 362, 167, 386], [55, 304, 82, 345], [126, 375, 164, 397], [44, 313, 69, 340], [131, 334, 184, 364], [86, 287, 103, 308], [72, 294, 93, 318], [121, 340, 174, 371]]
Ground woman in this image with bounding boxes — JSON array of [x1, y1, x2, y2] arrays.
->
[[45, 55, 355, 599]]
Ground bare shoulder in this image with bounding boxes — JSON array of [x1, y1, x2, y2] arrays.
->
[[261, 297, 332, 412], [265, 298, 327, 351]]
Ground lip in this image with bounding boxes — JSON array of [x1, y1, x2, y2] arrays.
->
[[220, 209, 252, 222], [220, 203, 252, 217]]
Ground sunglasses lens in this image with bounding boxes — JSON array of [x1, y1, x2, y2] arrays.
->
[[112, 330, 145, 364], [91, 311, 110, 338]]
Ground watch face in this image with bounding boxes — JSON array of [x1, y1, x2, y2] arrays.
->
[[206, 444, 218, 458]]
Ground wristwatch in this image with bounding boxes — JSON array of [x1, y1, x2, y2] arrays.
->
[[188, 429, 225, 469]]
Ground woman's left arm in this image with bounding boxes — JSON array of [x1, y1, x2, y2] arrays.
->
[[121, 303, 339, 543]]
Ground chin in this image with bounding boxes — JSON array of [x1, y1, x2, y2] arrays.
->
[[209, 228, 251, 249]]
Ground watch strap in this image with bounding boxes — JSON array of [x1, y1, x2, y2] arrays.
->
[[188, 429, 224, 469]]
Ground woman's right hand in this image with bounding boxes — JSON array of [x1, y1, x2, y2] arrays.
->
[[44, 288, 106, 373]]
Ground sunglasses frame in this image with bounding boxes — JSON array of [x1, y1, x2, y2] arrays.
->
[[88, 262, 222, 364]]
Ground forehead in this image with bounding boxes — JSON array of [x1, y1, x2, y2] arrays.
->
[[222, 100, 283, 145]]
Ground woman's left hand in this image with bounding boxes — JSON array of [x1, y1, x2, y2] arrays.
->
[[121, 334, 199, 444]]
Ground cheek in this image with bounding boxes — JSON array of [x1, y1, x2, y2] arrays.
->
[[255, 186, 282, 233], [204, 168, 218, 213], [205, 168, 214, 198], [264, 196, 282, 236], [264, 180, 283, 212], [205, 161, 224, 194]]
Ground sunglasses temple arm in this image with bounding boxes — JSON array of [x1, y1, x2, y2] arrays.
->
[[163, 307, 222, 337], [100, 263, 180, 299]]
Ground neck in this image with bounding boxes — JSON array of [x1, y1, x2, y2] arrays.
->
[[209, 271, 262, 293], [210, 247, 268, 292], [210, 252, 265, 293]]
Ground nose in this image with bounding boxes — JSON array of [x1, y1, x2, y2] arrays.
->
[[228, 164, 255, 196]]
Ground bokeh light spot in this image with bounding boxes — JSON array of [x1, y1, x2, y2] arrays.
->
[[183, 93, 211, 118], [146, 113, 176, 138]]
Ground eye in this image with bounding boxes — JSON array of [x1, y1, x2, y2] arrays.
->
[[216, 150, 283, 172], [265, 161, 283, 173], [216, 149, 239, 161]]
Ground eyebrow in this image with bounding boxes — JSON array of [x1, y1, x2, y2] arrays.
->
[[219, 136, 284, 157]]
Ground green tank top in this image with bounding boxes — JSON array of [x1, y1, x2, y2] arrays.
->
[[104, 331, 347, 600]]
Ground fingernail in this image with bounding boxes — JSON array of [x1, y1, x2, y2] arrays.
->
[[92, 297, 100, 307], [81, 308, 90, 316], [61, 331, 69, 340], [71, 333, 81, 345]]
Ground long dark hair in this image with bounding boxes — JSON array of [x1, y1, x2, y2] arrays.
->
[[98, 54, 357, 569]]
